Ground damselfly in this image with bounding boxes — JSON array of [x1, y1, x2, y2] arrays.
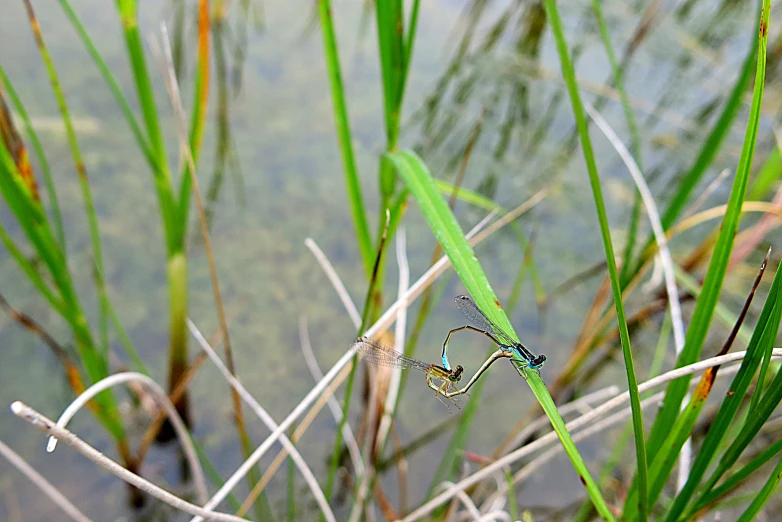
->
[[439, 348, 514, 398], [351, 337, 464, 409], [441, 295, 546, 376]]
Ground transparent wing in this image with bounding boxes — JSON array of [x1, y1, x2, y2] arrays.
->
[[351, 338, 432, 373], [454, 295, 519, 348], [455, 296, 540, 361]]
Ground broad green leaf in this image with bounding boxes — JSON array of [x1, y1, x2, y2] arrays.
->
[[387, 149, 616, 522]]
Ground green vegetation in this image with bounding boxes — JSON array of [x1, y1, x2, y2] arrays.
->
[[1, 0, 781, 520]]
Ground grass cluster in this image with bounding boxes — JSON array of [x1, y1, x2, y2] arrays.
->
[[1, 0, 781, 521]]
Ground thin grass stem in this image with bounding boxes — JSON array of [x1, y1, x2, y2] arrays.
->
[[0, 438, 92, 522], [44, 372, 207, 504], [11, 402, 246, 522]]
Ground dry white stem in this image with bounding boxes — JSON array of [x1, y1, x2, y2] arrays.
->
[[477, 511, 512, 522], [151, 23, 193, 174], [191, 201, 538, 521], [189, 347, 357, 522], [44, 372, 207, 503], [481, 472, 509, 515], [305, 238, 362, 328], [468, 190, 547, 246], [10, 402, 245, 522], [683, 168, 731, 219], [470, 209, 499, 238], [377, 228, 411, 455], [186, 320, 337, 522], [439, 481, 482, 521], [0, 437, 92, 522], [400, 349, 782, 521], [503, 385, 620, 453], [586, 105, 685, 355], [349, 229, 413, 522], [298, 317, 364, 475], [643, 253, 664, 294], [510, 392, 664, 487]]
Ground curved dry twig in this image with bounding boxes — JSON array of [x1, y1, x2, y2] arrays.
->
[[11, 402, 246, 522], [186, 319, 337, 522], [299, 317, 364, 475], [305, 238, 362, 327], [0, 437, 92, 522], [439, 480, 482, 521], [586, 104, 685, 355], [377, 228, 411, 455], [44, 372, 207, 504], [349, 228, 413, 522]]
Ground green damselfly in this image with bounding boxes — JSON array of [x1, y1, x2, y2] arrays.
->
[[352, 337, 515, 408]]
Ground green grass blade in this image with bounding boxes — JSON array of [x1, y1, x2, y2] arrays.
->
[[116, 0, 167, 163], [540, 0, 647, 517], [433, 178, 547, 302], [695, 273, 782, 494], [106, 298, 149, 375], [433, 179, 499, 211], [115, 0, 178, 252], [692, 436, 782, 512], [735, 454, 782, 522], [24, 0, 111, 355], [625, 361, 713, 517], [176, 0, 210, 226], [375, 0, 409, 204], [0, 66, 65, 249], [657, 32, 757, 228], [402, 0, 421, 103], [701, 354, 782, 514], [1, 108, 124, 444], [191, 439, 243, 512], [0, 173, 123, 441], [648, 0, 771, 478], [0, 222, 65, 316], [667, 257, 782, 521], [375, 0, 404, 143], [287, 425, 296, 522], [426, 253, 532, 500], [505, 468, 518, 522], [387, 149, 615, 521], [0, 143, 71, 303], [115, 0, 194, 443], [317, 0, 373, 276], [57, 0, 154, 168], [575, 315, 673, 522], [748, 147, 781, 200]]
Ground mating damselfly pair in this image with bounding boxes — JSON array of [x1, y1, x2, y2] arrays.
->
[[351, 295, 546, 409]]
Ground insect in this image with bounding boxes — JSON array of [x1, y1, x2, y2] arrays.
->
[[351, 337, 464, 410], [441, 295, 546, 376]]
